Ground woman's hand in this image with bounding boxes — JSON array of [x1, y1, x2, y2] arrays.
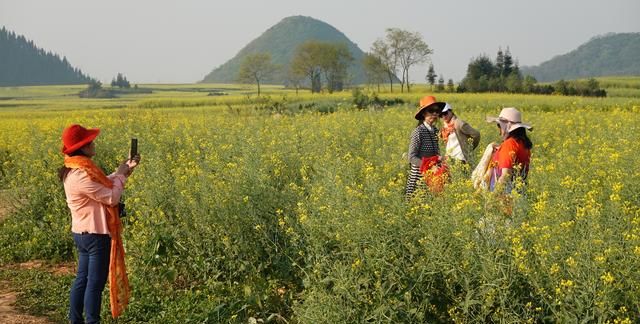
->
[[116, 154, 141, 177], [125, 154, 141, 177]]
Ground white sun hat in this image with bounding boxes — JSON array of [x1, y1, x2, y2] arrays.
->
[[486, 107, 532, 132], [441, 103, 452, 113]]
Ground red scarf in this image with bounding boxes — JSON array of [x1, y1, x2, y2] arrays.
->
[[64, 155, 130, 318]]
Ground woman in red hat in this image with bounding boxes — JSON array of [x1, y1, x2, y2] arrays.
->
[[59, 124, 140, 324], [405, 96, 446, 197]]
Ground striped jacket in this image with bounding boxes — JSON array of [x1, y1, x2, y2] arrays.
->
[[408, 123, 440, 166]]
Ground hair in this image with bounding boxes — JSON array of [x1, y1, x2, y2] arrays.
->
[[507, 127, 533, 149], [415, 110, 425, 127], [58, 149, 88, 182]]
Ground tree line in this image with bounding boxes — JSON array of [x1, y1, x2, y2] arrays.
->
[[0, 27, 93, 86], [457, 47, 606, 97], [236, 28, 434, 95], [236, 31, 606, 97]]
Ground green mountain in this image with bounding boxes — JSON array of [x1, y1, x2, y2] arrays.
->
[[0, 27, 93, 86], [201, 15, 370, 85], [521, 33, 640, 82]]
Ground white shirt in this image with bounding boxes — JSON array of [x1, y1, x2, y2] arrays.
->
[[446, 131, 466, 161], [423, 121, 434, 132]]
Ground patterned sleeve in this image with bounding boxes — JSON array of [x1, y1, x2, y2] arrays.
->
[[408, 128, 422, 166]]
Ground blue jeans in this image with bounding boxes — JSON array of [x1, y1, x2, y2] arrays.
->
[[69, 233, 111, 324]]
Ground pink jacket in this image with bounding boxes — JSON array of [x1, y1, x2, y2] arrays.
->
[[63, 168, 126, 235]]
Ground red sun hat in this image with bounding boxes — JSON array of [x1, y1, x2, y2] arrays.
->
[[61, 124, 100, 154]]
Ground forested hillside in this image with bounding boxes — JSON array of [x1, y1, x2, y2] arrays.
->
[[0, 27, 93, 86]]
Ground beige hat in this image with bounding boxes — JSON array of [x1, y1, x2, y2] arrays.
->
[[486, 107, 532, 132]]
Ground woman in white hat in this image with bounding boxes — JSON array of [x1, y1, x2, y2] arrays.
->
[[485, 107, 533, 192], [439, 103, 481, 165]]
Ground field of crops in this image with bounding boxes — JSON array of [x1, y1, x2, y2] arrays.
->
[[1, 82, 639, 323]]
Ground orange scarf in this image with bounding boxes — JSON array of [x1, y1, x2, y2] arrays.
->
[[440, 119, 456, 142], [64, 155, 130, 318]]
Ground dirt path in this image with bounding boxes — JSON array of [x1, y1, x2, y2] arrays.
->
[[0, 280, 52, 324], [1, 193, 71, 323], [0, 190, 12, 221], [0, 261, 75, 324]]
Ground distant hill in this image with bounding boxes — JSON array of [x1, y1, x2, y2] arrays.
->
[[521, 33, 640, 82], [201, 15, 371, 85], [0, 27, 93, 86]]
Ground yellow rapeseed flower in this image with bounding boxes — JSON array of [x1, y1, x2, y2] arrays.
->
[[601, 272, 615, 285]]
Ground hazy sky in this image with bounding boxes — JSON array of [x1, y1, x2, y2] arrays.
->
[[1, 0, 638, 84]]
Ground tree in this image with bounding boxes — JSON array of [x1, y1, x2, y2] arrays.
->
[[362, 53, 387, 92], [290, 41, 352, 93], [237, 52, 277, 96], [447, 79, 455, 92], [371, 39, 398, 92], [496, 47, 505, 76], [503, 47, 514, 76], [467, 55, 495, 80], [555, 79, 569, 95], [88, 80, 102, 92], [426, 64, 437, 90], [285, 67, 305, 95], [79, 80, 114, 98], [384, 28, 433, 93], [436, 74, 445, 91], [319, 43, 353, 93], [111, 73, 130, 88], [522, 75, 537, 93], [290, 41, 324, 93], [505, 72, 522, 93]]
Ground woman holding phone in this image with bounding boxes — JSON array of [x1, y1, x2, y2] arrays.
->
[[59, 124, 140, 324]]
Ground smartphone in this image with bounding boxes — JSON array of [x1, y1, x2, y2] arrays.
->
[[129, 138, 138, 159]]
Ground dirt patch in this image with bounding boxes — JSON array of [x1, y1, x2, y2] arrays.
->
[[2, 261, 76, 277], [0, 281, 52, 324], [0, 261, 75, 323], [0, 189, 28, 221], [0, 192, 13, 221]]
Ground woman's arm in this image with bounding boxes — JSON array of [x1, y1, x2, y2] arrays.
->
[[78, 173, 126, 207], [497, 168, 512, 185], [408, 128, 422, 166], [459, 121, 481, 149]]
